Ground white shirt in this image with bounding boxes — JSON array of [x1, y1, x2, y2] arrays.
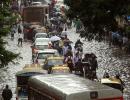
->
[[18, 33, 23, 39]]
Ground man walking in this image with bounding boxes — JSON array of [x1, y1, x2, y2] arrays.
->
[[2, 85, 12, 100], [18, 33, 23, 46]]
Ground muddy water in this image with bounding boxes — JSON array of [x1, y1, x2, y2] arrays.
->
[[0, 29, 130, 99]]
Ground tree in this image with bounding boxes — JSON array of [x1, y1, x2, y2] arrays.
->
[[64, 0, 130, 37], [0, 0, 18, 67]]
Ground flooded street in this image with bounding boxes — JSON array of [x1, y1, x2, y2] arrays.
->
[[0, 33, 32, 99], [0, 28, 130, 99]]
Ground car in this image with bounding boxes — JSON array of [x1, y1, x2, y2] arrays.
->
[[31, 42, 49, 61], [34, 42, 49, 50], [34, 49, 59, 64], [43, 56, 69, 74], [101, 77, 124, 93], [32, 38, 50, 53], [34, 38, 50, 44], [15, 64, 47, 100], [34, 33, 48, 40]]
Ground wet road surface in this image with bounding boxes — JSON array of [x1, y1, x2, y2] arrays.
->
[[0, 28, 130, 99]]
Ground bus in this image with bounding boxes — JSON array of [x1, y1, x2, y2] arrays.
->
[[28, 74, 123, 100], [15, 64, 47, 100]]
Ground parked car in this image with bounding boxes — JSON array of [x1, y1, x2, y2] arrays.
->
[[34, 49, 59, 64]]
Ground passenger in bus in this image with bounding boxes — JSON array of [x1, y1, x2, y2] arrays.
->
[[2, 85, 12, 100]]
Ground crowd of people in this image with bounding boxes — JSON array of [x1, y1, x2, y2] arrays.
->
[[46, 33, 98, 80]]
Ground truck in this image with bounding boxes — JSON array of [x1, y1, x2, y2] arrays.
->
[[22, 5, 49, 41]]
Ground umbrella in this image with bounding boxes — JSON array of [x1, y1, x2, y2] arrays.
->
[[50, 36, 61, 41]]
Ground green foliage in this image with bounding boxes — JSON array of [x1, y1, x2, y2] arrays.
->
[[0, 0, 19, 67], [64, 0, 130, 33], [0, 27, 10, 36]]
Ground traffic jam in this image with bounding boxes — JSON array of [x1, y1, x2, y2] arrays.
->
[[14, 0, 124, 100]]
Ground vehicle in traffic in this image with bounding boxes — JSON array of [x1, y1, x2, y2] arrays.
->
[[15, 64, 47, 100], [34, 49, 59, 64], [43, 56, 69, 74], [31, 38, 50, 55], [28, 74, 124, 100], [22, 5, 49, 40], [34, 42, 49, 50], [34, 37, 50, 44], [34, 32, 48, 40], [31, 41, 49, 59], [101, 77, 124, 93]]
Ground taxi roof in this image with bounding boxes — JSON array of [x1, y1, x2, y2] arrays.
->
[[16, 64, 47, 76], [101, 78, 121, 84], [47, 56, 64, 60]]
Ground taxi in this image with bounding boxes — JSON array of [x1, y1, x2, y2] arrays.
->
[[101, 77, 124, 92], [15, 64, 47, 100], [43, 56, 70, 74]]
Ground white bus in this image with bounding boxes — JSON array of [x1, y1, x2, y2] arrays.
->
[[28, 74, 123, 100]]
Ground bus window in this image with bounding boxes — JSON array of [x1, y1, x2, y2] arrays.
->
[[17, 76, 29, 86], [29, 88, 56, 100], [18, 86, 28, 97]]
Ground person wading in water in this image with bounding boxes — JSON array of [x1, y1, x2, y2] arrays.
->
[[2, 85, 12, 100]]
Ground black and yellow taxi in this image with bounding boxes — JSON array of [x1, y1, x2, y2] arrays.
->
[[101, 76, 124, 93], [43, 56, 70, 74]]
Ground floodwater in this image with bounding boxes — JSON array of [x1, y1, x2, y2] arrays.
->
[[0, 28, 130, 99]]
